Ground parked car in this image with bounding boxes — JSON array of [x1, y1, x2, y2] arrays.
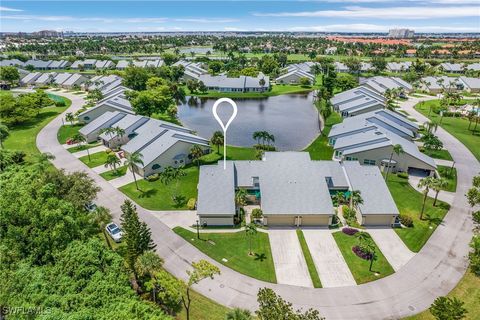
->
[[106, 223, 123, 242], [84, 202, 97, 212]]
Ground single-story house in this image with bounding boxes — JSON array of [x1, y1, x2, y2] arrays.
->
[[95, 60, 115, 69], [62, 73, 88, 89], [198, 73, 270, 92], [116, 60, 131, 70], [98, 114, 150, 148], [84, 75, 122, 92], [467, 63, 480, 72], [47, 60, 70, 69], [459, 76, 480, 93], [20, 72, 42, 85], [361, 76, 413, 94], [420, 76, 460, 94], [173, 60, 208, 81], [53, 73, 74, 85], [0, 59, 25, 67], [34, 72, 57, 85], [79, 111, 127, 142], [24, 59, 52, 70], [361, 62, 373, 72], [440, 63, 465, 74], [334, 62, 349, 73], [276, 68, 315, 84], [386, 62, 412, 73], [197, 152, 399, 227], [71, 59, 98, 69], [331, 86, 386, 118], [78, 87, 133, 123]]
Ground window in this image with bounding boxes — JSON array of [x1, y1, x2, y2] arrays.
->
[[363, 159, 376, 166], [152, 164, 161, 170], [334, 150, 342, 158], [83, 116, 90, 121], [345, 157, 358, 161], [128, 133, 137, 139]]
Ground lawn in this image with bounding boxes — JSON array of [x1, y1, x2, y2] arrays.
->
[[100, 165, 128, 181], [177, 289, 230, 320], [174, 227, 277, 283], [332, 231, 395, 284], [119, 165, 199, 210], [437, 165, 457, 192], [420, 148, 453, 161], [405, 269, 480, 320], [3, 94, 70, 160], [57, 123, 82, 144], [304, 111, 343, 160], [186, 84, 315, 99], [296, 230, 322, 288], [387, 174, 450, 252], [415, 100, 480, 161], [201, 145, 257, 163], [78, 150, 109, 168], [67, 142, 100, 153]]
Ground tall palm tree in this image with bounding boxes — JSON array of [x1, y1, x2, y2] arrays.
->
[[189, 145, 204, 168], [124, 151, 144, 191], [418, 176, 435, 220], [160, 166, 186, 194], [425, 121, 438, 134], [105, 153, 121, 172], [0, 123, 9, 148], [245, 223, 257, 256], [91, 206, 112, 249], [432, 178, 448, 207], [252, 131, 263, 145], [72, 133, 90, 161], [384, 144, 404, 181], [259, 78, 266, 93], [332, 192, 347, 206], [65, 112, 75, 126], [210, 131, 224, 154], [349, 190, 364, 210]]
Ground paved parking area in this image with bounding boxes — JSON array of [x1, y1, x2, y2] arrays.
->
[[368, 228, 415, 271], [302, 229, 356, 287], [269, 229, 313, 287]]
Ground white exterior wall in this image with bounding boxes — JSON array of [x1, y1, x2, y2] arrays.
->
[[277, 73, 301, 84], [80, 105, 130, 123], [346, 103, 384, 117]]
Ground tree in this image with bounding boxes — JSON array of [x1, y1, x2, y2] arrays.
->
[[86, 88, 103, 102], [466, 174, 480, 208], [186, 79, 199, 93], [90, 206, 113, 249], [429, 297, 467, 320], [245, 223, 257, 256], [160, 166, 187, 205], [299, 77, 311, 87], [124, 151, 144, 190], [135, 251, 164, 302], [256, 288, 323, 320], [259, 77, 266, 92], [127, 87, 175, 117], [147, 269, 183, 314], [371, 57, 387, 74], [0, 123, 9, 148], [332, 192, 347, 206], [198, 81, 208, 94], [189, 145, 204, 168], [105, 153, 121, 172], [349, 190, 364, 210], [72, 133, 90, 161], [432, 178, 448, 206], [123, 66, 150, 90], [120, 200, 156, 283], [210, 131, 224, 153], [355, 232, 376, 271], [418, 177, 435, 220], [469, 236, 480, 276], [182, 260, 220, 320], [65, 112, 75, 126], [209, 61, 223, 75], [0, 66, 20, 85], [226, 308, 253, 320], [384, 144, 404, 181], [345, 57, 362, 78], [235, 189, 248, 208], [336, 73, 358, 91], [423, 133, 443, 151]]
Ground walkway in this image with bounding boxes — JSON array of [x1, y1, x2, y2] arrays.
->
[[408, 172, 455, 204], [302, 229, 356, 288], [71, 145, 107, 158], [109, 169, 142, 188], [269, 229, 313, 288], [36, 91, 478, 319], [367, 228, 415, 272]]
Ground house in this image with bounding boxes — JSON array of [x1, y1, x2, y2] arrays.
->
[[53, 73, 73, 85], [133, 60, 147, 68], [47, 60, 70, 69], [405, 49, 417, 57], [440, 63, 465, 74], [62, 73, 88, 89], [325, 47, 337, 55], [20, 72, 42, 86], [98, 114, 150, 148], [421, 76, 460, 94], [276, 69, 314, 84], [459, 76, 480, 93], [361, 76, 413, 94], [198, 73, 270, 92], [145, 59, 163, 68], [79, 111, 128, 143], [173, 60, 208, 81], [78, 87, 133, 123], [386, 62, 412, 73], [71, 59, 97, 69], [95, 60, 115, 69], [360, 62, 373, 72], [334, 62, 349, 73], [196, 152, 399, 227], [0, 59, 25, 67], [24, 59, 52, 70], [34, 72, 57, 85], [331, 86, 386, 118], [329, 109, 419, 143], [84, 75, 122, 92], [467, 63, 480, 72], [330, 128, 436, 175], [116, 60, 131, 70]]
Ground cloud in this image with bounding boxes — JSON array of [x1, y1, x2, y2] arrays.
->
[[288, 23, 480, 32], [174, 18, 238, 23], [0, 6, 22, 12], [254, 5, 480, 19]]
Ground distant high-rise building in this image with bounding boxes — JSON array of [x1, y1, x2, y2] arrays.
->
[[32, 30, 63, 37], [388, 29, 415, 38]]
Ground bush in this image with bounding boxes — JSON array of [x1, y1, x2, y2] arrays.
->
[[254, 144, 276, 151], [251, 208, 263, 220], [105, 148, 112, 154], [55, 100, 66, 107], [146, 173, 159, 182], [187, 198, 196, 210], [397, 172, 409, 179], [342, 227, 359, 236], [399, 214, 414, 227], [352, 246, 373, 260], [473, 211, 480, 225]]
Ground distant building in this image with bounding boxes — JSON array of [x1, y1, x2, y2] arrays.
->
[[388, 29, 415, 38]]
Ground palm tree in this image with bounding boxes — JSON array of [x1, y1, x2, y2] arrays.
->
[[349, 190, 364, 210], [72, 133, 90, 161], [245, 223, 257, 256], [252, 131, 263, 145], [160, 166, 186, 194], [210, 131, 224, 154], [135, 251, 164, 303], [90, 206, 112, 249], [332, 192, 347, 206], [384, 144, 404, 181], [105, 153, 121, 172], [425, 121, 438, 134], [124, 151, 144, 191], [0, 123, 9, 148], [235, 189, 248, 208], [225, 308, 253, 320], [432, 178, 448, 207], [418, 177, 435, 220], [259, 78, 266, 93], [65, 112, 75, 126], [189, 145, 204, 168]]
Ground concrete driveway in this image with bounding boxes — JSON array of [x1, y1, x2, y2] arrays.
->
[[269, 229, 313, 288], [367, 228, 415, 272], [302, 229, 356, 288]]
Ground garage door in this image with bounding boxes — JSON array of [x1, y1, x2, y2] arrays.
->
[[301, 215, 330, 226], [363, 215, 394, 226], [266, 215, 295, 226]]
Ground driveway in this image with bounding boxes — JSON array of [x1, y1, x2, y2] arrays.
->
[[109, 169, 142, 188], [71, 145, 107, 158], [269, 229, 313, 288], [409, 172, 455, 204], [367, 228, 415, 272], [302, 229, 356, 288], [36, 91, 478, 319]]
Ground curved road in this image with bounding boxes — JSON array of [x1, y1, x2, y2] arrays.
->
[[37, 91, 478, 319]]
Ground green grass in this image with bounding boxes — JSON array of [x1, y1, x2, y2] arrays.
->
[[405, 269, 480, 320], [57, 123, 82, 144], [304, 111, 343, 160], [78, 151, 109, 168], [420, 148, 453, 161], [119, 166, 199, 210], [202, 145, 257, 163], [186, 84, 316, 99], [67, 142, 100, 153], [174, 227, 277, 283], [437, 165, 457, 192], [177, 289, 230, 320], [332, 231, 395, 284], [387, 174, 450, 252], [3, 94, 71, 160], [100, 165, 128, 181], [415, 100, 480, 161], [296, 230, 322, 288]]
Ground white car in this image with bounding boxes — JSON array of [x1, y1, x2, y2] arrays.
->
[[106, 223, 123, 243]]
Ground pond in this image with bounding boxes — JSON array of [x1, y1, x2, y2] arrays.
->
[[177, 92, 320, 151]]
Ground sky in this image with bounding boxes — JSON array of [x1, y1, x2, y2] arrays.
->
[[0, 0, 479, 33]]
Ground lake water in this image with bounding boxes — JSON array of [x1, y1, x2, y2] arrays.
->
[[177, 93, 320, 151]]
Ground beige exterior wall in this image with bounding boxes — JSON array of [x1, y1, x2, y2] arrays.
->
[[80, 105, 124, 123], [301, 215, 331, 226], [265, 214, 331, 226], [199, 215, 234, 226], [265, 215, 296, 226], [277, 74, 302, 84], [362, 214, 396, 226]]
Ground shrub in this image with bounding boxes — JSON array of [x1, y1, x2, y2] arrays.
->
[[146, 173, 159, 182], [399, 214, 414, 227], [253, 144, 276, 151], [105, 148, 112, 154], [352, 246, 373, 260], [473, 211, 480, 225], [343, 205, 356, 220], [187, 198, 196, 210], [172, 194, 186, 207], [342, 227, 359, 236], [55, 100, 66, 107], [397, 172, 409, 179], [251, 208, 263, 220]]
